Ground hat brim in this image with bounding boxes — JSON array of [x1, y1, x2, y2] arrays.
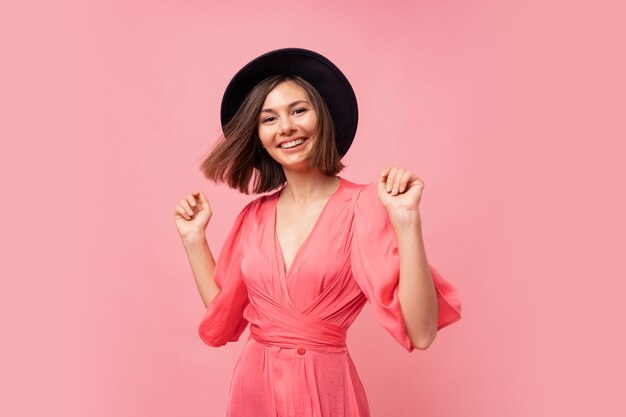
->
[[220, 47, 358, 157]]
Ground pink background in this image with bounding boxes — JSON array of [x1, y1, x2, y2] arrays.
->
[[2, 0, 624, 416]]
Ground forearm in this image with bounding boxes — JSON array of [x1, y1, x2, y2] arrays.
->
[[392, 213, 439, 349], [181, 233, 221, 309]]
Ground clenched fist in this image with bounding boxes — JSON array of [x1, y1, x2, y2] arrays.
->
[[377, 166, 425, 224], [174, 190, 212, 239]]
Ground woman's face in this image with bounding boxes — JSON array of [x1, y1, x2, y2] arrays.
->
[[258, 81, 318, 169]]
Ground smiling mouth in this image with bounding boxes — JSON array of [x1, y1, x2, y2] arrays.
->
[[278, 137, 307, 149]]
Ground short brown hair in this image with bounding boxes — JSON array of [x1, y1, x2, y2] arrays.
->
[[199, 74, 346, 195]]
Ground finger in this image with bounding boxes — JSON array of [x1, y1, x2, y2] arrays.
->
[[185, 194, 197, 208], [196, 191, 209, 205], [378, 167, 391, 194], [391, 168, 405, 195], [179, 198, 194, 217], [174, 210, 189, 221], [176, 206, 191, 220], [196, 192, 211, 214], [379, 166, 391, 182], [398, 171, 413, 193], [386, 167, 398, 192]]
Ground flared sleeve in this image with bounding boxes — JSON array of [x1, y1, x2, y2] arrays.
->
[[350, 182, 462, 352], [198, 201, 253, 347]]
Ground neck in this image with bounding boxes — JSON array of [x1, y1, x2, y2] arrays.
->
[[280, 170, 340, 205]]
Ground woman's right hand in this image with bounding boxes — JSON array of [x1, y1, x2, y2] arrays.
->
[[174, 190, 212, 240]]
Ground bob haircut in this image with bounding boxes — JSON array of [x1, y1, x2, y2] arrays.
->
[[199, 74, 346, 195]]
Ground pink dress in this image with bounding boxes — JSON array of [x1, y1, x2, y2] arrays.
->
[[199, 176, 462, 417]]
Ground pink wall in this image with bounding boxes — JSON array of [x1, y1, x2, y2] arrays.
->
[[3, 0, 624, 416]]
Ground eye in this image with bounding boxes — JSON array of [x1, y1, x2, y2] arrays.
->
[[261, 108, 307, 124]]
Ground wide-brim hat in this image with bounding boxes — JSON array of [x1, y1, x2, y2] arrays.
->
[[220, 47, 358, 157]]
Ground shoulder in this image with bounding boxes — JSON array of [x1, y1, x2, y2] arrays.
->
[[339, 176, 376, 195], [340, 177, 378, 201], [341, 177, 387, 220], [236, 188, 281, 219]]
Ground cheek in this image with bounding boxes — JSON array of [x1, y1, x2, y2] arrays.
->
[[304, 114, 318, 131], [257, 127, 271, 143]]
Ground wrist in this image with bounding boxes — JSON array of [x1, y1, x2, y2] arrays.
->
[[181, 231, 207, 247], [389, 209, 422, 228]]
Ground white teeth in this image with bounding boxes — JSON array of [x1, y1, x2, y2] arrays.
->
[[280, 138, 305, 149]]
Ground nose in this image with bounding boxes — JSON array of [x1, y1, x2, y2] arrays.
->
[[279, 114, 296, 135]]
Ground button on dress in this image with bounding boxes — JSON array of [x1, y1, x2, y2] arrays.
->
[[198, 176, 462, 417]]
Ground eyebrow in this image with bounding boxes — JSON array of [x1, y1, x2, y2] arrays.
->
[[260, 100, 310, 113]]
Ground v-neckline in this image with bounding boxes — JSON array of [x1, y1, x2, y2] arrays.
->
[[273, 176, 344, 278]]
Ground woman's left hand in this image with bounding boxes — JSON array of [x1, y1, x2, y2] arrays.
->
[[377, 166, 424, 220]]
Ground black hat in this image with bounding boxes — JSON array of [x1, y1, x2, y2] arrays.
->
[[220, 47, 359, 157]]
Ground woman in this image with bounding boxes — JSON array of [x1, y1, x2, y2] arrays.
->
[[174, 48, 462, 417]]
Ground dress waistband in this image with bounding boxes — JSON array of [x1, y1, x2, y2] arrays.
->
[[244, 281, 348, 353], [249, 319, 347, 353]]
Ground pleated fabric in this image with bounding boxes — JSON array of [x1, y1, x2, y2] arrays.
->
[[198, 176, 462, 417]]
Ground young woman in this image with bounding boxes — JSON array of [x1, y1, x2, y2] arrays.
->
[[174, 48, 462, 417]]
